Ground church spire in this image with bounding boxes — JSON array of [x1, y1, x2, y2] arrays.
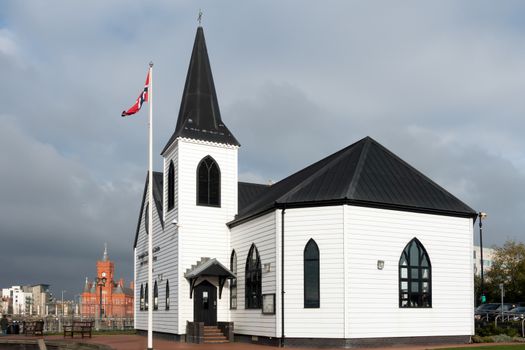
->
[[161, 26, 240, 154]]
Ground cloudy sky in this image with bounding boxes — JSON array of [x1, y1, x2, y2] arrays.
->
[[1, 1, 525, 299]]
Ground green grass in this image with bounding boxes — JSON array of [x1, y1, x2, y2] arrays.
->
[[434, 346, 525, 350]]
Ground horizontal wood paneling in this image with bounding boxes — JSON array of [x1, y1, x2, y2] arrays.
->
[[344, 205, 474, 338], [283, 206, 345, 338], [231, 211, 277, 337]]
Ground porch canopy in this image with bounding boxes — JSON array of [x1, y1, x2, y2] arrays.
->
[[184, 257, 236, 299]]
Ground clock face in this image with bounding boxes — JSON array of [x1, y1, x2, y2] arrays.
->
[[102, 272, 106, 277]]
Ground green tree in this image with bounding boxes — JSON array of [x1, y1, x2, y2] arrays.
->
[[484, 240, 525, 302]]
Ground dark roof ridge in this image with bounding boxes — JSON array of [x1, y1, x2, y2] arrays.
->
[[345, 136, 373, 199], [133, 171, 164, 248], [238, 181, 269, 187], [237, 138, 365, 216], [368, 138, 476, 212], [276, 139, 366, 203]]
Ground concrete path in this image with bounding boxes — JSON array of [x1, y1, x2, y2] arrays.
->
[[0, 334, 517, 350]]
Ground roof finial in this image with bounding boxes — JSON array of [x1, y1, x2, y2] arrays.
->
[[197, 9, 203, 26], [103, 243, 108, 261]]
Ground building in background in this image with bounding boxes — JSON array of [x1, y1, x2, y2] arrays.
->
[[1, 286, 32, 315], [81, 245, 134, 318], [473, 245, 495, 276]]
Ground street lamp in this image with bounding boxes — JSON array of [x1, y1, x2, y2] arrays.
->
[[95, 276, 107, 329], [479, 212, 487, 304]]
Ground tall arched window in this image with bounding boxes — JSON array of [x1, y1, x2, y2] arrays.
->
[[165, 280, 170, 310], [197, 156, 220, 206], [168, 161, 175, 211], [140, 284, 144, 311], [145, 283, 149, 311], [304, 239, 320, 308], [153, 281, 158, 310], [399, 238, 431, 308], [245, 244, 261, 309], [230, 250, 237, 309]]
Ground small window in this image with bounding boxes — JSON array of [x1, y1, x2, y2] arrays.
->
[[399, 238, 431, 308], [145, 283, 149, 310], [139, 284, 144, 311], [166, 280, 170, 310], [168, 161, 175, 211], [153, 281, 158, 310], [304, 239, 320, 308], [197, 156, 221, 207], [230, 250, 237, 309], [245, 244, 261, 309]]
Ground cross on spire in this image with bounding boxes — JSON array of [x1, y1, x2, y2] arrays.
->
[[198, 9, 203, 26]]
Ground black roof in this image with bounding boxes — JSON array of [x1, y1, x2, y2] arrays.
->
[[230, 136, 476, 226], [238, 182, 271, 212], [133, 171, 164, 248], [161, 26, 239, 155]]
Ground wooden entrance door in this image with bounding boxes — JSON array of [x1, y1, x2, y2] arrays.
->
[[193, 280, 217, 326]]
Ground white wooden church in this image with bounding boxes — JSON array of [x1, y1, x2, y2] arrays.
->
[[133, 26, 477, 347]]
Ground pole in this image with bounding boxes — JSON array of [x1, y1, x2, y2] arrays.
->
[[479, 212, 485, 304], [147, 62, 154, 350]]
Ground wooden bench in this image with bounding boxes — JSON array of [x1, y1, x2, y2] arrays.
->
[[23, 321, 44, 336], [63, 321, 94, 338]]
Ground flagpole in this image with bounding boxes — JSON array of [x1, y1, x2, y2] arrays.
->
[[147, 61, 154, 350]]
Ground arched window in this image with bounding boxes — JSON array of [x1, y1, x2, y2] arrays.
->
[[245, 244, 261, 309], [153, 281, 158, 310], [197, 156, 220, 206], [230, 250, 237, 309], [168, 161, 175, 211], [140, 284, 144, 311], [145, 283, 149, 310], [304, 239, 320, 308], [399, 238, 431, 308], [165, 280, 170, 310]]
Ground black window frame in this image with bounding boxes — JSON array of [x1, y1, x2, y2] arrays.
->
[[245, 244, 262, 309], [165, 280, 170, 310], [168, 161, 175, 211], [196, 156, 221, 207], [140, 284, 144, 311], [153, 280, 158, 311], [304, 238, 320, 308], [399, 238, 432, 308], [144, 283, 149, 311], [230, 250, 237, 310]]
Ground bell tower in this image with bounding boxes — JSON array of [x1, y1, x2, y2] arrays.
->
[[160, 26, 239, 334]]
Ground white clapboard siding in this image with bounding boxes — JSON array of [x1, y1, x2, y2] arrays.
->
[[175, 139, 238, 334], [345, 205, 474, 338], [231, 211, 277, 337], [135, 181, 170, 331], [283, 206, 345, 338]]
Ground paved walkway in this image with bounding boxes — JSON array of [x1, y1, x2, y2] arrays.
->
[[0, 334, 517, 350]]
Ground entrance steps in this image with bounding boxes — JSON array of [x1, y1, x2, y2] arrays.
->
[[203, 326, 229, 344]]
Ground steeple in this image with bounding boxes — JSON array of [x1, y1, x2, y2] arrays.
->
[[161, 26, 240, 154]]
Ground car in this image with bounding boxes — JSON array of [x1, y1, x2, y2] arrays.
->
[[475, 303, 500, 320], [508, 306, 525, 321], [487, 303, 517, 321]]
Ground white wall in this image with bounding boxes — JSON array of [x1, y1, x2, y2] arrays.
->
[[134, 178, 174, 332], [282, 206, 346, 338], [345, 205, 474, 338], [176, 138, 238, 334], [231, 211, 277, 337]]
